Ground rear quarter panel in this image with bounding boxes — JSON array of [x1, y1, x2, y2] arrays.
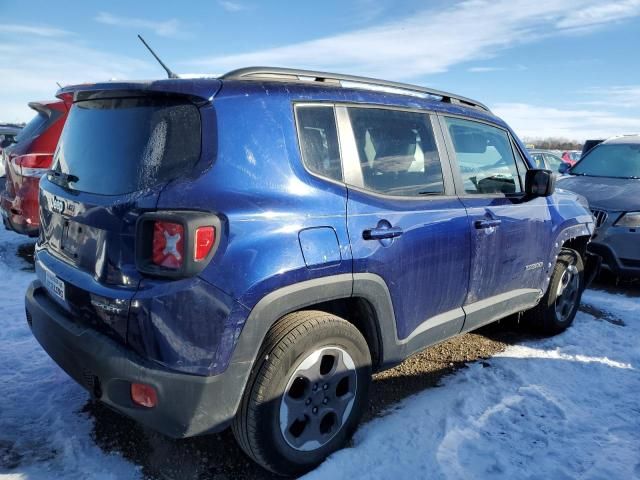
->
[[155, 83, 352, 310]]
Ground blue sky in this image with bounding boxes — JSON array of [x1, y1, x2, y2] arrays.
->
[[1, 0, 639, 140]]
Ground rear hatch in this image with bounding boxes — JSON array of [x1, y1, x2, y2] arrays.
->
[[3, 102, 63, 198], [37, 81, 219, 344]]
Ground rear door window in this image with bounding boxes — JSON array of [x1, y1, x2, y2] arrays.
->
[[54, 97, 201, 195], [445, 117, 522, 194], [295, 105, 342, 182], [347, 107, 445, 196]]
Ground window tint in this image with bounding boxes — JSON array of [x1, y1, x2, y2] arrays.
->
[[296, 106, 342, 182], [348, 108, 444, 196], [54, 97, 201, 195], [445, 117, 522, 194]]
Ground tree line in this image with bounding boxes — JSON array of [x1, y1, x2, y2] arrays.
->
[[522, 137, 583, 150]]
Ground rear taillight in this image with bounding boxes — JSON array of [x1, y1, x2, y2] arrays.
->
[[152, 221, 184, 269], [130, 383, 158, 408], [12, 153, 53, 177], [136, 212, 221, 278], [194, 226, 215, 261]]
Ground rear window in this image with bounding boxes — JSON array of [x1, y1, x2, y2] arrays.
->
[[16, 111, 52, 144], [54, 97, 201, 195]]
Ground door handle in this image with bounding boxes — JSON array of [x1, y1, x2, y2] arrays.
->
[[474, 219, 501, 229], [363, 226, 404, 240]]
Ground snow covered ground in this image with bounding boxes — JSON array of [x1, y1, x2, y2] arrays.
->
[[0, 229, 138, 480], [307, 291, 640, 479], [0, 225, 638, 480]]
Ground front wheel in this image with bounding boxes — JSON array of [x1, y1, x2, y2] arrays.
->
[[525, 248, 585, 335], [232, 310, 372, 476]]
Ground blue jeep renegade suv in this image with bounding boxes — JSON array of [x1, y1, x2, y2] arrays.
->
[[26, 67, 596, 475]]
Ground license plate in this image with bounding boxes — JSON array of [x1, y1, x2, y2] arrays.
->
[[45, 270, 66, 301]]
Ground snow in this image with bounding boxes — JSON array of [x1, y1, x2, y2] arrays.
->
[[0, 229, 138, 480], [0, 223, 638, 479], [306, 290, 640, 480]]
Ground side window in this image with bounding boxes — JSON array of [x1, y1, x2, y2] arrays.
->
[[347, 107, 445, 196], [445, 117, 522, 195], [544, 153, 562, 170], [295, 105, 342, 182]]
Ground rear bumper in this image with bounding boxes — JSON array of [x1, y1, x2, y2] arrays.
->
[[1, 191, 38, 237], [26, 280, 250, 438]]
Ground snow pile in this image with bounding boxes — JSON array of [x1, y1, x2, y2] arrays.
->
[[0, 229, 138, 480], [306, 290, 640, 479]]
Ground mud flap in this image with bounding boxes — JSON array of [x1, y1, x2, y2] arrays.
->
[[584, 252, 602, 287]]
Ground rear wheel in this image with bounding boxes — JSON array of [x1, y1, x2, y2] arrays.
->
[[525, 248, 584, 335], [232, 310, 371, 476]]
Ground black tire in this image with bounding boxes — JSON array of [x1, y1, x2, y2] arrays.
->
[[232, 310, 372, 476], [525, 248, 585, 335]]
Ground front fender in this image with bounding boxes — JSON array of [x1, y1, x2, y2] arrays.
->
[[542, 191, 595, 292]]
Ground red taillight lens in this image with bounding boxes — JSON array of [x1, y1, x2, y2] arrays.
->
[[194, 226, 215, 261], [152, 221, 184, 269], [13, 153, 53, 177], [130, 383, 158, 408]]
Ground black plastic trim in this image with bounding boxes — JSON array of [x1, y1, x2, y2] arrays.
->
[[135, 210, 221, 279]]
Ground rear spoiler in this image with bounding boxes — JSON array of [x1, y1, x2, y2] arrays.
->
[[28, 98, 71, 115], [55, 78, 222, 106], [27, 101, 55, 117]]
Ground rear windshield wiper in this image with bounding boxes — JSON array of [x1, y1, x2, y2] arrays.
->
[[47, 170, 79, 189]]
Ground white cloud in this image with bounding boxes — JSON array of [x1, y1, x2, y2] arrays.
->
[[94, 12, 184, 38], [580, 85, 640, 108], [0, 26, 155, 122], [468, 66, 505, 73], [493, 102, 640, 141], [218, 1, 248, 12], [556, 0, 640, 29], [0, 24, 71, 37], [187, 0, 640, 79]]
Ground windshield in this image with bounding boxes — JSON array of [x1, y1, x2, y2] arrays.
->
[[54, 97, 201, 195], [571, 144, 640, 179]]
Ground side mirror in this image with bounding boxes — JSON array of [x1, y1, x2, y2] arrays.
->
[[525, 169, 555, 197]]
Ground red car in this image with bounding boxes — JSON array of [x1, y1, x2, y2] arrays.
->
[[561, 150, 581, 166], [1, 96, 71, 236]]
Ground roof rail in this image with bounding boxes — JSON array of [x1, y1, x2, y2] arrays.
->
[[220, 66, 491, 112]]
